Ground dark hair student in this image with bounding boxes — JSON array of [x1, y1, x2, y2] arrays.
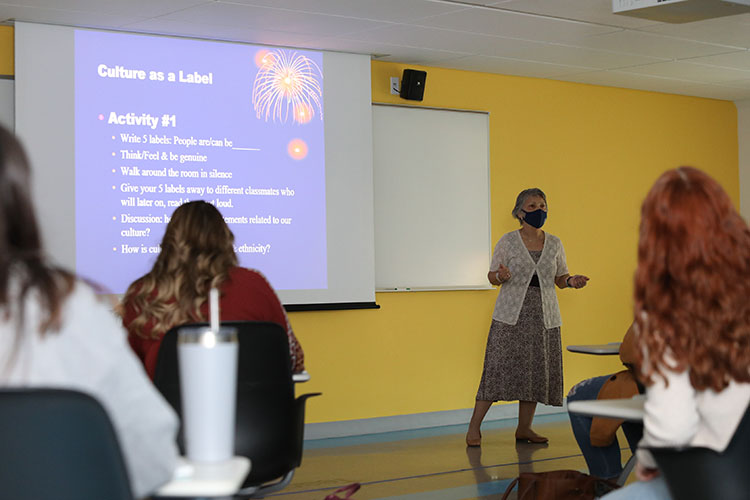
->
[[0, 125, 179, 498]]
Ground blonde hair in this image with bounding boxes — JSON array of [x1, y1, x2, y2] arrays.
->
[[120, 201, 237, 338]]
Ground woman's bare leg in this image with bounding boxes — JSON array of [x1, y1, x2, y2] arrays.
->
[[516, 401, 548, 443], [466, 400, 492, 446]]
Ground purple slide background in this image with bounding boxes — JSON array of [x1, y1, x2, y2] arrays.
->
[[74, 30, 326, 294]]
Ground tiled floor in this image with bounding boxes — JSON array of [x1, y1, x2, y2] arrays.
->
[[271, 413, 634, 500]]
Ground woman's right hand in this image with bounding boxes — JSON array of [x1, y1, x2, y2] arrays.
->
[[635, 461, 660, 482], [489, 264, 511, 285]]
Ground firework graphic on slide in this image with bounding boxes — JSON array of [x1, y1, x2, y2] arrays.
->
[[287, 138, 308, 160], [252, 49, 323, 124]]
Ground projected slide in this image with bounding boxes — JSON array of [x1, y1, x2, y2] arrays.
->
[[74, 30, 326, 294]]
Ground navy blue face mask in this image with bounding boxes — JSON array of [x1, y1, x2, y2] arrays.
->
[[522, 209, 547, 229]]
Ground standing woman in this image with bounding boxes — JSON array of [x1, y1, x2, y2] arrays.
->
[[466, 188, 589, 446]]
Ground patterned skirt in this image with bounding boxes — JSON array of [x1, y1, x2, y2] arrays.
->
[[476, 286, 563, 406]]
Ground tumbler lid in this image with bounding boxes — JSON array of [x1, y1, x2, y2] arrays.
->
[[178, 326, 237, 347]]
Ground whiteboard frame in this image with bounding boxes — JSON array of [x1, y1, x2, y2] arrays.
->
[[372, 103, 492, 292]]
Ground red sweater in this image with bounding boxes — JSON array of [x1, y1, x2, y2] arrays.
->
[[123, 267, 304, 379]]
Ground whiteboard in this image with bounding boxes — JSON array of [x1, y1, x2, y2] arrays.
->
[[373, 104, 491, 290]]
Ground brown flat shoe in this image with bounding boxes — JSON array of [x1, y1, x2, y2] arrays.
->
[[515, 434, 548, 444]]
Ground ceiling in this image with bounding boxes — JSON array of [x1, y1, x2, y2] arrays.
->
[[2, 0, 750, 101]]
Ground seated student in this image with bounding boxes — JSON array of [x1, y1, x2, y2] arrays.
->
[[602, 167, 750, 500], [567, 324, 643, 480], [119, 200, 305, 378], [0, 126, 178, 498]]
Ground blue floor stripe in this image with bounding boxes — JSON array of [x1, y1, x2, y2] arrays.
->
[[281, 414, 633, 498], [304, 412, 569, 450], [270, 453, 588, 497]]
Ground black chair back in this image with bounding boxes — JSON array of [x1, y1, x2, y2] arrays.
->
[[651, 403, 750, 500], [0, 388, 133, 500], [154, 321, 306, 487]]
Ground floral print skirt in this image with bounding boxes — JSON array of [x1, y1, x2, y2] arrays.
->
[[476, 286, 563, 406]]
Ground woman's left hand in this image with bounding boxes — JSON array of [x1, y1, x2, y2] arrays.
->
[[568, 275, 589, 289]]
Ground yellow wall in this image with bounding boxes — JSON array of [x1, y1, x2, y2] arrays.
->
[[0, 25, 13, 76], [2, 26, 738, 423], [292, 61, 738, 423]]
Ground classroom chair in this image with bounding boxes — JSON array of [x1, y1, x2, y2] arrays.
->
[[0, 388, 133, 500], [648, 403, 750, 500], [154, 320, 321, 498]]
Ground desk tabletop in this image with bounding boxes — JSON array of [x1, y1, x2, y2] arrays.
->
[[567, 395, 645, 422], [156, 456, 251, 497], [566, 342, 621, 355]]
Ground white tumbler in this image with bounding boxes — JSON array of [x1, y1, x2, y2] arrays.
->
[[177, 325, 238, 462]]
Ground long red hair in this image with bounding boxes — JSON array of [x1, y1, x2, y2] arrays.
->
[[635, 167, 750, 391]]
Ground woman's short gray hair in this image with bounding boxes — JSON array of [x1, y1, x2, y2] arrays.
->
[[511, 188, 547, 225]]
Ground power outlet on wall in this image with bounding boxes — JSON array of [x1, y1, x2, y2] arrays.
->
[[390, 77, 400, 95]]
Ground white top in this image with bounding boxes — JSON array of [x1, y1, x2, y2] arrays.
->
[[0, 281, 179, 499], [637, 359, 750, 469], [490, 230, 568, 328]]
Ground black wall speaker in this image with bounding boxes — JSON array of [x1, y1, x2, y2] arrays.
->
[[400, 69, 427, 101]]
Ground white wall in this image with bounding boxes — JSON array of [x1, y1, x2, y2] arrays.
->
[[738, 100, 750, 221], [0, 79, 13, 130]]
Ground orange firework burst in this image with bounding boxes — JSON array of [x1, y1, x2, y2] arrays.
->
[[287, 139, 308, 160], [254, 49, 275, 68], [252, 49, 323, 125], [293, 103, 313, 124]]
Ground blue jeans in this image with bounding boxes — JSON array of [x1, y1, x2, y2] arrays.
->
[[567, 375, 643, 480], [600, 476, 671, 499]]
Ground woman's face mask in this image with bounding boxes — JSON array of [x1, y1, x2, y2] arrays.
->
[[522, 209, 547, 229]]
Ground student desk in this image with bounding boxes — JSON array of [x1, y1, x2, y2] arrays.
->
[[566, 343, 622, 355], [156, 456, 251, 497], [567, 395, 645, 422]]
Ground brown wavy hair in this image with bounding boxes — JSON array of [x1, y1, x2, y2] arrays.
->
[[0, 127, 74, 341], [119, 201, 237, 338], [634, 167, 750, 391]]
